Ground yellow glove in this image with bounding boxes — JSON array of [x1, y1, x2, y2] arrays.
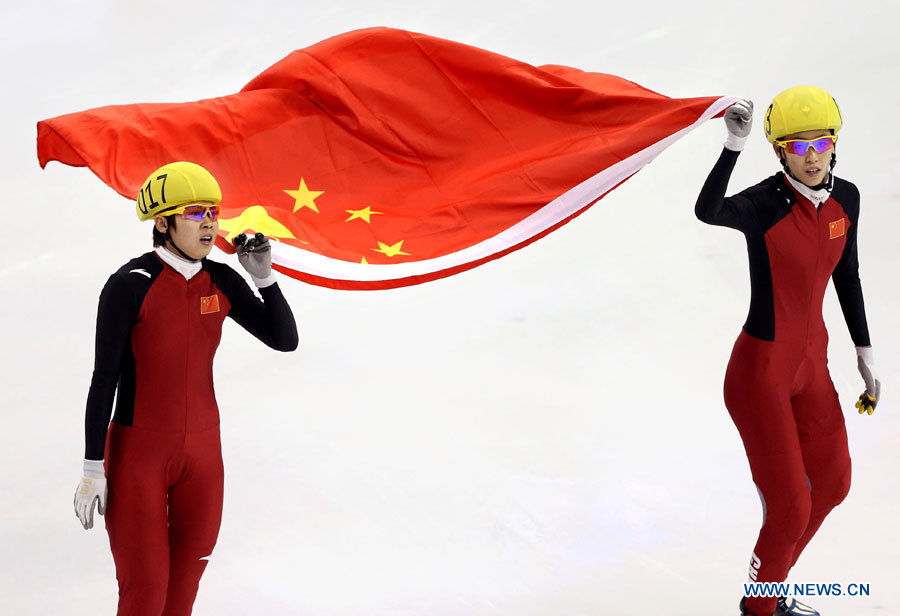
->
[[855, 346, 880, 416], [855, 391, 878, 415]]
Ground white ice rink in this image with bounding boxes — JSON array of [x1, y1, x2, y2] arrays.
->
[[2, 1, 898, 614]]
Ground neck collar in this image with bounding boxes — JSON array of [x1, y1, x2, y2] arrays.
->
[[155, 246, 202, 281], [783, 172, 831, 208]]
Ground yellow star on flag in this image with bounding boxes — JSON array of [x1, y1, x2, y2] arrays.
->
[[345, 205, 383, 223], [218, 205, 305, 244], [372, 240, 410, 257], [284, 178, 324, 213]]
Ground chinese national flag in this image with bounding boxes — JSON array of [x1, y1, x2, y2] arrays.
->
[[37, 27, 735, 290]]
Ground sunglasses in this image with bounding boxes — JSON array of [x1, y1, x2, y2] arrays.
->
[[166, 204, 221, 221], [775, 135, 837, 156]]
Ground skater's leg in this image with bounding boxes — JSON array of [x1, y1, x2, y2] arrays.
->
[[789, 345, 851, 566], [741, 448, 811, 616], [789, 429, 850, 565], [105, 424, 171, 615], [162, 427, 224, 616], [724, 333, 810, 616]]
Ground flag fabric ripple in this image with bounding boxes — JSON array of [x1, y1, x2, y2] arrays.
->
[[37, 27, 736, 290]]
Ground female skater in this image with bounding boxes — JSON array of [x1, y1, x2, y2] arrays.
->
[[695, 87, 879, 616], [73, 161, 298, 615]]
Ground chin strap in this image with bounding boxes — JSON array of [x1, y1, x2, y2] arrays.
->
[[164, 230, 200, 263], [777, 147, 837, 192]]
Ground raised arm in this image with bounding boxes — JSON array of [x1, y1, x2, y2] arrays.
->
[[222, 273, 299, 352], [695, 99, 765, 233], [213, 234, 298, 352]]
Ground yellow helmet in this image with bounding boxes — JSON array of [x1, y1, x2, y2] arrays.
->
[[136, 161, 222, 221], [764, 86, 842, 143]]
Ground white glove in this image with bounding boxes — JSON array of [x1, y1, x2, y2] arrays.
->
[[74, 459, 107, 530], [855, 346, 881, 415], [724, 98, 753, 152], [235, 232, 276, 288]]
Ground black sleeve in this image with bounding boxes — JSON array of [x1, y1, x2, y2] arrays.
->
[[84, 274, 139, 460], [695, 148, 765, 234], [831, 183, 871, 347], [217, 265, 298, 352]]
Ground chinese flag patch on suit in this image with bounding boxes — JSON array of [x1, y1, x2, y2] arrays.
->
[[37, 27, 737, 289], [200, 295, 220, 315], [829, 218, 846, 240]]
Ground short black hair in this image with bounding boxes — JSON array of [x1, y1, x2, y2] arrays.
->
[[152, 215, 177, 247]]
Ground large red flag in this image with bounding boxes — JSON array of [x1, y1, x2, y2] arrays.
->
[[37, 27, 735, 290]]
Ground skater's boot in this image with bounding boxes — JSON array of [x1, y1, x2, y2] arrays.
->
[[774, 596, 819, 616], [739, 596, 821, 616]]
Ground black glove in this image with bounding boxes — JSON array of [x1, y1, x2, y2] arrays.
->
[[234, 232, 273, 282]]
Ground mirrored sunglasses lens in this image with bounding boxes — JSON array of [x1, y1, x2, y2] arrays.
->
[[181, 206, 219, 221], [788, 141, 809, 155], [181, 207, 206, 221], [811, 137, 834, 153]]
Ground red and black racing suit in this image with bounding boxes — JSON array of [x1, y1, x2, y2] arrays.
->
[[85, 250, 297, 615], [696, 148, 870, 616]]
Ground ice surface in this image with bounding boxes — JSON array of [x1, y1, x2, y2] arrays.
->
[[2, 1, 898, 614]]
